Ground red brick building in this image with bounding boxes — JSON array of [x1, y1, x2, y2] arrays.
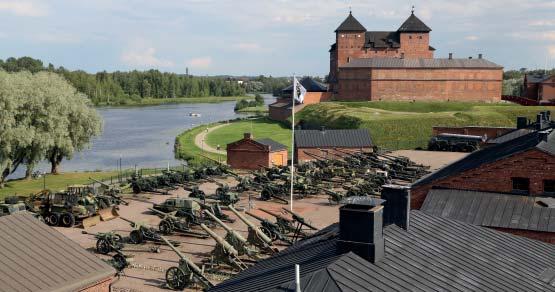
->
[[523, 74, 555, 103], [227, 133, 288, 170], [329, 11, 503, 101], [268, 77, 331, 122], [411, 120, 555, 243], [294, 129, 373, 163]]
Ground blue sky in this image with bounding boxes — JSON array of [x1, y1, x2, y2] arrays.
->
[[1, 0, 554, 76]]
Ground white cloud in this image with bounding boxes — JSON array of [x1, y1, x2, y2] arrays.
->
[[510, 31, 555, 41], [0, 1, 47, 17], [232, 42, 263, 52], [187, 56, 212, 69], [121, 47, 174, 68], [465, 35, 479, 41], [529, 20, 555, 27]]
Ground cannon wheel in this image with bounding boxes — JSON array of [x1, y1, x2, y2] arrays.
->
[[96, 238, 111, 254], [113, 254, 128, 272], [47, 213, 60, 226], [129, 230, 144, 244], [61, 213, 75, 227], [166, 266, 187, 290], [159, 220, 173, 235]]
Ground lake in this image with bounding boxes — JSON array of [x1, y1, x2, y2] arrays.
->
[[10, 94, 275, 178]]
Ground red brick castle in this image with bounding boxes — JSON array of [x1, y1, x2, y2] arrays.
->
[[329, 11, 503, 102]]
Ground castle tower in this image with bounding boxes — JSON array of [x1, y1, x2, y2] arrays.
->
[[397, 10, 434, 58]]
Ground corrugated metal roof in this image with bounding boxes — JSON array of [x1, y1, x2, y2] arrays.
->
[[413, 129, 555, 187], [0, 213, 115, 292], [364, 31, 401, 49], [340, 57, 503, 69], [488, 128, 535, 144], [256, 138, 288, 152], [335, 12, 366, 32], [295, 129, 372, 148], [397, 12, 432, 32], [421, 189, 555, 232], [209, 211, 555, 292]]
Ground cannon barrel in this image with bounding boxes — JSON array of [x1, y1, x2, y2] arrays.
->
[[89, 177, 110, 187], [148, 207, 175, 218], [282, 208, 318, 230], [199, 223, 238, 256], [245, 211, 267, 223], [204, 210, 248, 243], [259, 208, 293, 223], [119, 217, 136, 227], [160, 236, 215, 288], [229, 206, 273, 245]]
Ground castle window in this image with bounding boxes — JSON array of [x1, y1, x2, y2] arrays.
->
[[544, 180, 555, 194], [512, 177, 530, 194]]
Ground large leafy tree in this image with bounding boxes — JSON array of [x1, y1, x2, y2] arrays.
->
[[0, 71, 102, 186]]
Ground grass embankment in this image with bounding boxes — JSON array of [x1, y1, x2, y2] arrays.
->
[[0, 171, 118, 199], [298, 102, 555, 149], [175, 123, 227, 165], [95, 96, 250, 107], [235, 106, 269, 113]]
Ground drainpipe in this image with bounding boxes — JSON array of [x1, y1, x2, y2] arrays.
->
[[295, 264, 301, 292]]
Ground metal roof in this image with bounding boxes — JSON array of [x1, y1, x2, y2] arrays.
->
[[413, 129, 555, 187], [256, 138, 288, 152], [341, 57, 503, 69], [397, 12, 432, 32], [295, 129, 373, 148], [209, 211, 555, 292], [526, 74, 552, 84], [488, 128, 535, 144], [0, 213, 115, 292], [281, 77, 328, 93], [421, 189, 555, 232], [364, 31, 401, 49], [335, 12, 366, 32]]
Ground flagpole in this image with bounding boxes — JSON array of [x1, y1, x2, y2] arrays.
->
[[290, 75, 295, 212]]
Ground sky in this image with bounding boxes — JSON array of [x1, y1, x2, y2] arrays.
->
[[0, 0, 555, 76]]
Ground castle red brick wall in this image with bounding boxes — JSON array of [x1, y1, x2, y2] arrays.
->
[[227, 138, 288, 170], [399, 33, 434, 59], [296, 147, 372, 163], [432, 126, 514, 140], [411, 149, 555, 210], [541, 77, 555, 102], [337, 67, 503, 101], [79, 277, 112, 292]]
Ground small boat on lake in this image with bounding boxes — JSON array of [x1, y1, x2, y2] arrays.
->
[[189, 112, 201, 117]]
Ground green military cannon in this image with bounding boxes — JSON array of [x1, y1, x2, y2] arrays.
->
[[205, 177, 240, 206], [245, 211, 292, 245], [204, 209, 261, 261], [199, 223, 248, 271], [228, 206, 277, 254], [149, 208, 209, 238], [161, 236, 214, 291], [93, 231, 124, 254], [120, 217, 181, 246]]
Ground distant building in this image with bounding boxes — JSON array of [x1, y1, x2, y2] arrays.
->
[[523, 74, 555, 103], [0, 213, 115, 291], [268, 77, 330, 122], [329, 11, 503, 101], [227, 133, 288, 169], [294, 128, 373, 163], [209, 187, 555, 292]]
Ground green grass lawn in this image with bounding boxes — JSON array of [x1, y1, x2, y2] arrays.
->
[[174, 123, 227, 165], [205, 118, 292, 153], [0, 171, 118, 199]]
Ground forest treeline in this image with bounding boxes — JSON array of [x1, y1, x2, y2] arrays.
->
[[0, 56, 290, 105]]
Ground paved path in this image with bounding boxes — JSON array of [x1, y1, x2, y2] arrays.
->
[[194, 123, 229, 155]]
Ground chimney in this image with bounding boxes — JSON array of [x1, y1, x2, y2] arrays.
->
[[448, 53, 453, 59], [516, 116, 528, 129], [536, 114, 544, 130], [381, 185, 410, 230], [338, 198, 385, 263], [244, 133, 253, 139], [400, 53, 405, 59], [478, 53, 483, 59]]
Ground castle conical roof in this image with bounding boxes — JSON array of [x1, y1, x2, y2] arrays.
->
[[335, 12, 366, 32], [397, 12, 431, 33]]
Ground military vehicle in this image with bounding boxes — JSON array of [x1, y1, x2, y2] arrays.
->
[[161, 236, 214, 290], [26, 190, 101, 227], [0, 196, 27, 217], [428, 133, 484, 152]]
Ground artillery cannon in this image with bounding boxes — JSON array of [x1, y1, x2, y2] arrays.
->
[[260, 183, 289, 204], [228, 206, 277, 253], [282, 208, 318, 231], [89, 177, 129, 206], [187, 186, 206, 200], [259, 208, 297, 234], [128, 174, 170, 195], [245, 211, 292, 245], [92, 232, 124, 254], [204, 210, 261, 261], [120, 217, 181, 246], [149, 208, 209, 238], [199, 223, 248, 271], [205, 178, 240, 205], [198, 200, 235, 223], [161, 236, 214, 291], [259, 208, 312, 241]]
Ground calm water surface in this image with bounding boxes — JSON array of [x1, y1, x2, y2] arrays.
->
[[10, 94, 274, 178]]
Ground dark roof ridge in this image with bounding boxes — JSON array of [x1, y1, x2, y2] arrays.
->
[[335, 12, 366, 32]]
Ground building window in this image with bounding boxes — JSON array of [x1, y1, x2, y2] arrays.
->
[[409, 36, 412, 39], [512, 177, 530, 194], [544, 180, 555, 194], [419, 36, 423, 39]]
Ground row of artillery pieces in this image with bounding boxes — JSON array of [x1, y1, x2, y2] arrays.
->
[[86, 204, 318, 291], [128, 148, 431, 205]]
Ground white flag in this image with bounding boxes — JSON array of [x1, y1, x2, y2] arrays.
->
[[293, 77, 307, 104]]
